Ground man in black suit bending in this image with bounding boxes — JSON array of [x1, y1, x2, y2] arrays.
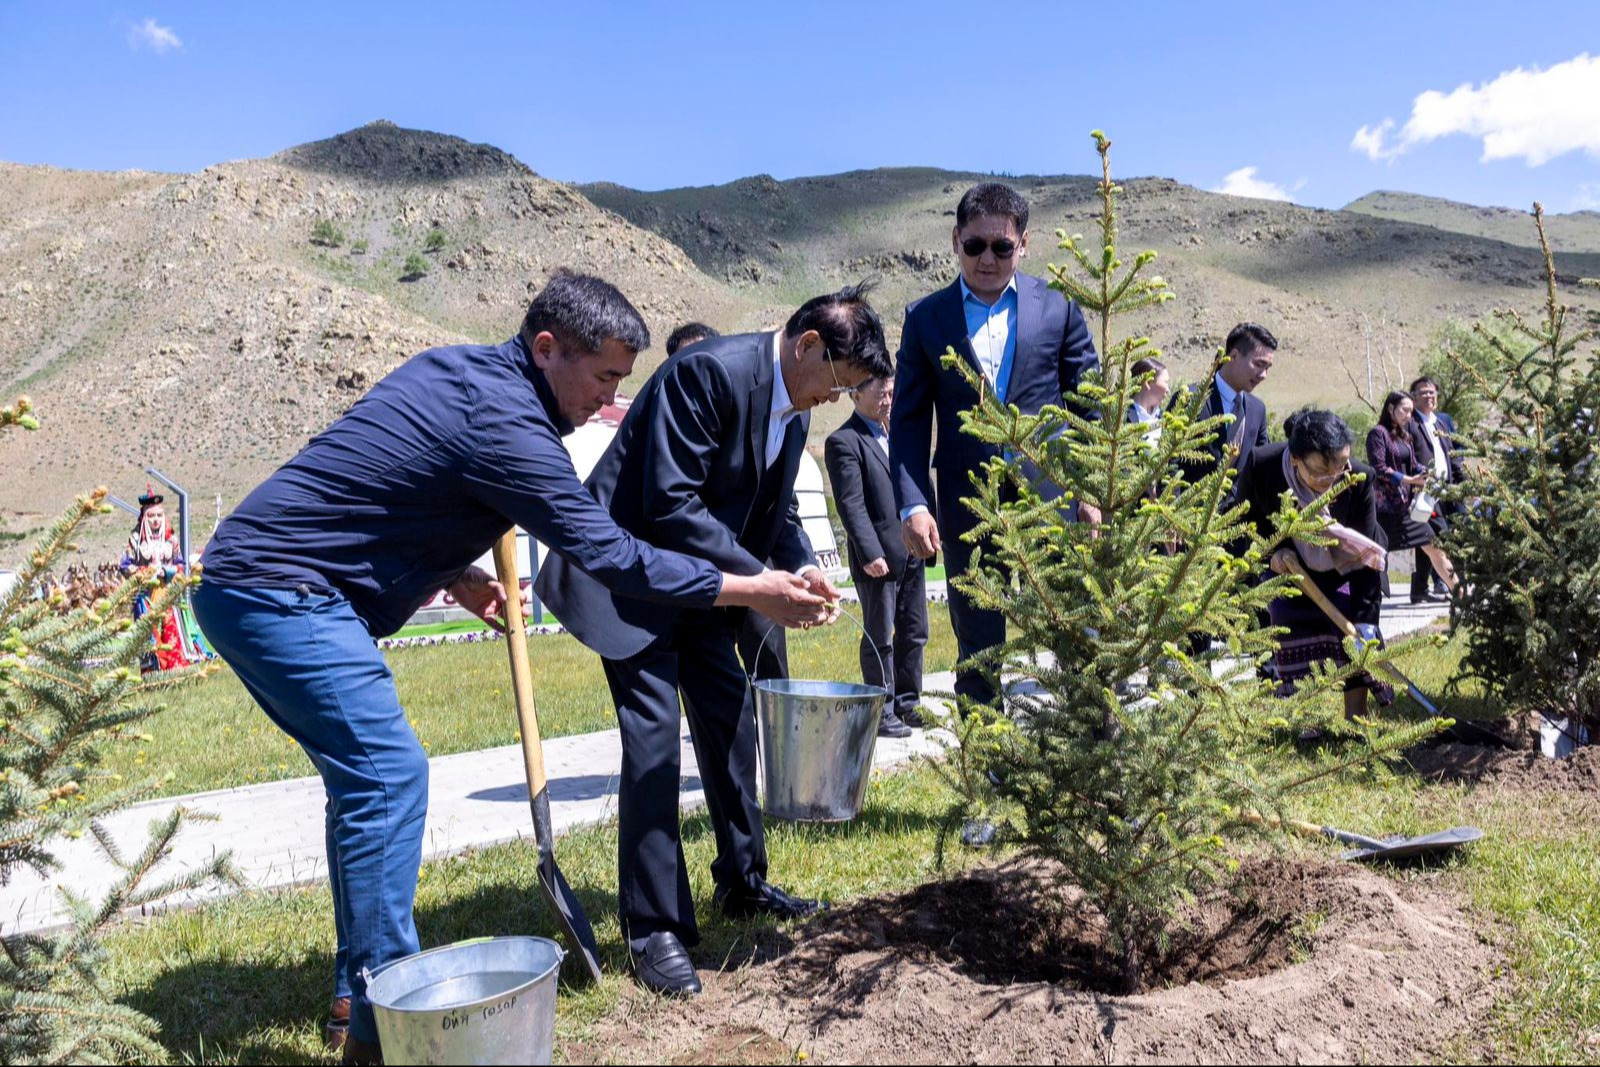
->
[[826, 374, 929, 738], [536, 283, 891, 997]]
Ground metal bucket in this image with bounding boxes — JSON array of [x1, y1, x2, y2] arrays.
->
[[365, 935, 563, 1066], [755, 677, 886, 821], [1540, 714, 1590, 759]]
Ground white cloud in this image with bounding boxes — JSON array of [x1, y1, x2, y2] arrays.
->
[[127, 17, 182, 55], [1352, 53, 1600, 166], [1212, 166, 1294, 202]]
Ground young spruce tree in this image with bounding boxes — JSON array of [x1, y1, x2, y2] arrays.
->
[[937, 134, 1436, 991], [0, 398, 239, 1064], [1443, 205, 1600, 737]]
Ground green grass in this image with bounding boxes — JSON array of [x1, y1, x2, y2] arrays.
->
[[99, 626, 1600, 1064], [106, 612, 960, 799]]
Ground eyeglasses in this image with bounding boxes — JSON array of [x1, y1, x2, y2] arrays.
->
[[961, 237, 1017, 258], [825, 350, 853, 396]]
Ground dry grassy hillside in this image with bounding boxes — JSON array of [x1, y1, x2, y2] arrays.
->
[[5, 123, 1596, 563], [585, 168, 1600, 412], [0, 122, 749, 561], [1345, 191, 1600, 254]]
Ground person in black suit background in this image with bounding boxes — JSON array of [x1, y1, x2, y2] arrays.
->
[[536, 284, 891, 997], [1405, 375, 1461, 603], [825, 374, 929, 739], [1177, 322, 1277, 486], [666, 321, 792, 679], [889, 182, 1099, 710], [1236, 408, 1390, 721]]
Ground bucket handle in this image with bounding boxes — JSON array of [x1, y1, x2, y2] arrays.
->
[[748, 603, 888, 696]]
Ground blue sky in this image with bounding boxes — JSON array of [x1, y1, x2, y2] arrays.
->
[[3, 1, 1597, 212]]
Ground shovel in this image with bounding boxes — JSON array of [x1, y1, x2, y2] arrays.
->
[[1244, 811, 1483, 863], [1279, 555, 1507, 748], [492, 530, 604, 984]]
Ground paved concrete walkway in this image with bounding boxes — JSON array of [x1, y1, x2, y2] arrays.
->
[[0, 593, 1446, 936]]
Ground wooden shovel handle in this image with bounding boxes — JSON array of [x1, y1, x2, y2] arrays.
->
[[1277, 552, 1360, 640], [492, 531, 549, 799]]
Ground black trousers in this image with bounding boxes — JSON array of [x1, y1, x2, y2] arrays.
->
[[603, 620, 766, 950], [939, 471, 1007, 709], [735, 608, 789, 681], [857, 560, 929, 718]]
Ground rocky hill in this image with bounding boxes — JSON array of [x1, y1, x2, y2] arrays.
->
[[1344, 191, 1600, 254], [4, 124, 1597, 563], [584, 168, 1600, 406], [0, 122, 747, 560]]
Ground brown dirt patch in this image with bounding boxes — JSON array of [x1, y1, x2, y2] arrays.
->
[[572, 858, 1503, 1065], [1404, 715, 1600, 793]]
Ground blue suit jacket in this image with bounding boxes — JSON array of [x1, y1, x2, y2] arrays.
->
[[201, 335, 722, 637], [888, 273, 1098, 538], [536, 332, 816, 659]]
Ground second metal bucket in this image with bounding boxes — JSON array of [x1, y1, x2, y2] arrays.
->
[[364, 935, 563, 1066]]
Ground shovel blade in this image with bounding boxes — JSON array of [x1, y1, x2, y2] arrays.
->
[[537, 848, 604, 985], [1341, 825, 1484, 863]]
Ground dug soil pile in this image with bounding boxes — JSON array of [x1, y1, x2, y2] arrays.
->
[[574, 857, 1502, 1065], [1405, 715, 1600, 793]]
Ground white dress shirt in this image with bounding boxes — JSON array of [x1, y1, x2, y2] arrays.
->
[[766, 330, 802, 469]]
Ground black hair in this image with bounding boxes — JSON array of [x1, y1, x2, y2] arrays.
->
[[521, 269, 649, 357], [1378, 389, 1415, 434], [1409, 375, 1439, 395], [956, 182, 1029, 234], [1224, 322, 1279, 360], [784, 280, 892, 379], [1286, 407, 1353, 460], [666, 322, 719, 356], [1130, 356, 1167, 379]]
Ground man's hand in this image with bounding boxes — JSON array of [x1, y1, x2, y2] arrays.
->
[[800, 568, 843, 625], [448, 564, 529, 633], [1078, 502, 1102, 534], [902, 512, 940, 559], [863, 557, 890, 579], [722, 570, 831, 627], [1269, 548, 1300, 576]]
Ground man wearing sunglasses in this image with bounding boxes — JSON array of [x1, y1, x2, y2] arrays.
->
[[536, 282, 890, 998], [889, 182, 1099, 712]]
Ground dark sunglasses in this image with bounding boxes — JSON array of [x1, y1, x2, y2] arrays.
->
[[961, 236, 1017, 258]]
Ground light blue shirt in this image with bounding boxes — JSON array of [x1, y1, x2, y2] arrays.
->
[[960, 276, 1020, 402], [1213, 371, 1240, 416]]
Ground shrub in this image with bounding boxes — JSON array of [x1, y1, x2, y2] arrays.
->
[[423, 229, 447, 254], [351, 238, 369, 255], [1414, 318, 1517, 436], [936, 134, 1433, 990], [310, 219, 344, 248], [0, 399, 238, 1062], [1444, 205, 1600, 735], [401, 252, 429, 281]]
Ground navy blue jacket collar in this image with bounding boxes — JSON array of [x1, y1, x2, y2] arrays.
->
[[512, 333, 577, 438]]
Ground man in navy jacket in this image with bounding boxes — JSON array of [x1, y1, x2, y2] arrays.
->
[[538, 283, 891, 997], [889, 183, 1099, 710], [195, 272, 827, 1061]]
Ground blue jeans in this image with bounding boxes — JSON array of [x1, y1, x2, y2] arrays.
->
[[192, 582, 427, 1044]]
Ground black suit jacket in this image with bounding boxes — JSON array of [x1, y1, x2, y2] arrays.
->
[[1407, 412, 1463, 484], [1176, 376, 1270, 483], [888, 273, 1098, 537], [1235, 442, 1385, 625], [535, 332, 815, 659], [824, 412, 909, 582]]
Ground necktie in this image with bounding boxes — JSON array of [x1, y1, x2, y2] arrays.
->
[[1230, 392, 1248, 450]]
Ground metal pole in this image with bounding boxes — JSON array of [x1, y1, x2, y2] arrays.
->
[[105, 494, 139, 517], [143, 467, 190, 566]]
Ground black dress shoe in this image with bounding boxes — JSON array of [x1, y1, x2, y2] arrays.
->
[[714, 880, 829, 921], [899, 706, 927, 729], [878, 710, 912, 738], [1410, 591, 1449, 605], [630, 931, 702, 996], [324, 995, 351, 1052]]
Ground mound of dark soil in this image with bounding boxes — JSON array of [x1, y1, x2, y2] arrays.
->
[[1405, 715, 1600, 793], [576, 857, 1503, 1065]]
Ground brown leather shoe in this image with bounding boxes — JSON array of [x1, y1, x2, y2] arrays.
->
[[324, 996, 351, 1052], [341, 1035, 383, 1066]]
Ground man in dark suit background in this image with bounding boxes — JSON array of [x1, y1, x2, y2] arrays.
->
[[667, 321, 792, 679], [1178, 322, 1277, 485], [1405, 374, 1460, 603], [537, 284, 891, 997], [826, 374, 929, 738], [889, 182, 1099, 710]]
